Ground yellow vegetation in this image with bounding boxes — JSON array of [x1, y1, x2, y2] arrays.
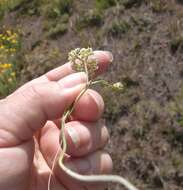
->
[[0, 29, 20, 96]]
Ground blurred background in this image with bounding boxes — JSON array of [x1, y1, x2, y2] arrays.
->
[[0, 0, 183, 189]]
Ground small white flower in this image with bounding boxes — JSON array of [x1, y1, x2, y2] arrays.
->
[[112, 82, 124, 91]]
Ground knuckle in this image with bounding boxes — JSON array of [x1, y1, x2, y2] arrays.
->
[[26, 81, 62, 100], [29, 84, 43, 99], [18, 83, 45, 101]]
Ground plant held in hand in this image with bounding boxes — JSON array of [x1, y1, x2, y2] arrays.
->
[[48, 48, 139, 190]]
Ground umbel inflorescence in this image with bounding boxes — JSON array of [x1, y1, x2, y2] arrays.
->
[[68, 47, 124, 90], [68, 47, 98, 80]]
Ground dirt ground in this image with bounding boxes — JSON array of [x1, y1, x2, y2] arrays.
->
[[1, 0, 183, 189]]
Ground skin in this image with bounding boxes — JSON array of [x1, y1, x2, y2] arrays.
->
[[0, 51, 113, 190]]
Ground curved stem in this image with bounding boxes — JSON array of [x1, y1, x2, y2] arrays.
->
[[59, 83, 90, 164], [59, 160, 139, 190], [58, 82, 140, 190]]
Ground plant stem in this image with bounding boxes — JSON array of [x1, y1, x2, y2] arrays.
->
[[58, 81, 140, 190], [59, 161, 139, 190]]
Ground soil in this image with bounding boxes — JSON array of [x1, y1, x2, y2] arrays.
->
[[1, 0, 183, 189]]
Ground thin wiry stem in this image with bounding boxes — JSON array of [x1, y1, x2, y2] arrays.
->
[[59, 161, 139, 190], [58, 94, 140, 190], [58, 81, 140, 190], [48, 147, 60, 190]]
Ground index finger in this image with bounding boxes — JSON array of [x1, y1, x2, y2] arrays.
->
[[45, 50, 113, 81], [15, 50, 113, 93]]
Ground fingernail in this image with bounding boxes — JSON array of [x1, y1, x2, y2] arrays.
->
[[104, 51, 113, 63], [58, 72, 87, 88], [87, 90, 104, 117], [101, 125, 109, 145], [67, 125, 91, 150], [65, 158, 91, 174], [67, 127, 80, 148], [100, 153, 113, 174]]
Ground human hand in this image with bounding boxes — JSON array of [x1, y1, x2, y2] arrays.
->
[[0, 51, 113, 190]]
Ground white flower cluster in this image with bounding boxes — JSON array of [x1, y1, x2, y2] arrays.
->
[[112, 82, 124, 91], [68, 48, 98, 79]]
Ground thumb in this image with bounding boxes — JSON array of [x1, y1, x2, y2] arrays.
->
[[0, 72, 87, 147]]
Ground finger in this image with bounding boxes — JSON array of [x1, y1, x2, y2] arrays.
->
[[40, 121, 111, 190], [40, 121, 109, 162], [64, 150, 113, 175], [45, 50, 113, 80], [86, 183, 108, 190], [15, 51, 113, 93], [0, 140, 34, 190], [54, 151, 113, 190], [0, 72, 87, 147], [46, 176, 67, 190], [65, 121, 109, 156], [52, 89, 104, 125], [14, 63, 73, 93], [33, 139, 67, 190], [71, 89, 104, 122], [39, 123, 85, 190]]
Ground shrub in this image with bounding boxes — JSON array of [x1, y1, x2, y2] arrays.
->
[[0, 29, 21, 96], [108, 20, 131, 37], [0, 0, 26, 10], [76, 9, 103, 30], [44, 13, 69, 38], [0, 0, 26, 18], [116, 0, 142, 9], [40, 0, 73, 18], [144, 0, 168, 13], [169, 19, 183, 54], [95, 0, 116, 10], [40, 0, 72, 38], [170, 37, 183, 54], [47, 23, 68, 39], [95, 0, 142, 10]]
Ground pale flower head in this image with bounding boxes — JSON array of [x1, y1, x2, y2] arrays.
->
[[112, 82, 124, 91], [68, 48, 98, 79]]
